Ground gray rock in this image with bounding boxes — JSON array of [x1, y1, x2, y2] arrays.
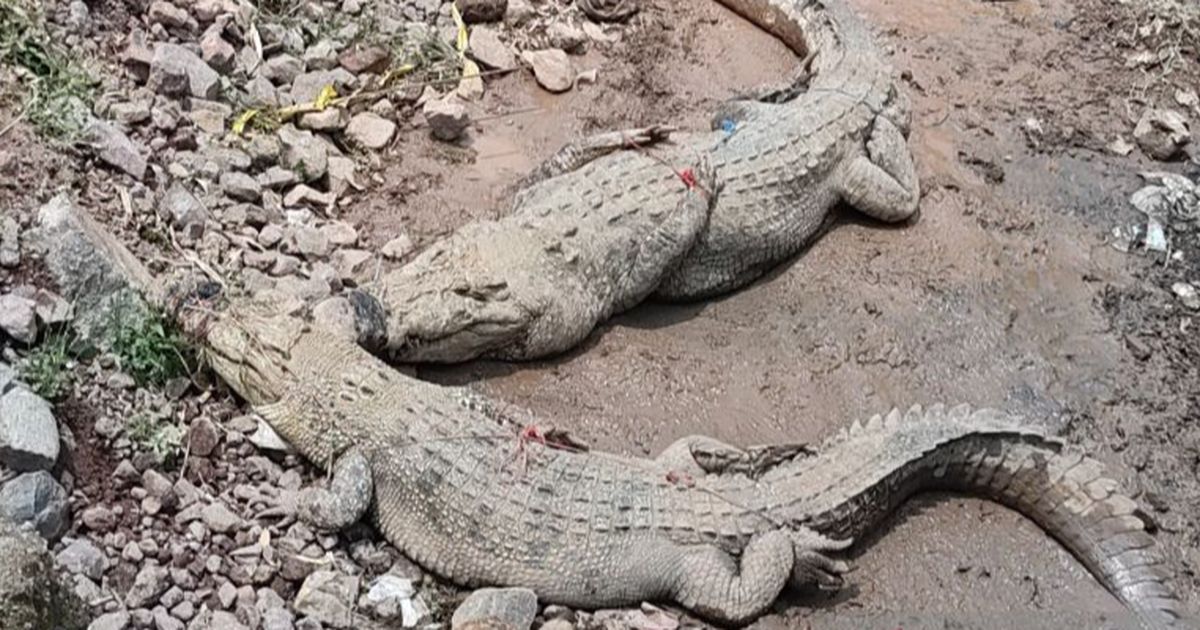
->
[[209, 610, 247, 630], [451, 588, 537, 630], [188, 417, 220, 457], [521, 49, 573, 93], [154, 607, 185, 630], [346, 112, 396, 149], [303, 40, 339, 71], [277, 126, 328, 182], [294, 571, 359, 629], [320, 221, 358, 247], [259, 166, 299, 191], [245, 75, 280, 110], [381, 234, 414, 260], [311, 297, 357, 342], [361, 574, 414, 619], [84, 120, 148, 180], [126, 563, 170, 608], [220, 172, 263, 202], [200, 29, 236, 75], [262, 54, 305, 86], [56, 538, 107, 581], [0, 520, 86, 628], [298, 108, 349, 132], [110, 101, 153, 125], [32, 289, 74, 327], [284, 226, 331, 259], [1134, 108, 1191, 161], [0, 216, 18, 268], [246, 134, 282, 168], [90, 611, 130, 630], [149, 43, 221, 100], [290, 69, 355, 105], [469, 26, 515, 70], [0, 387, 59, 471], [161, 183, 211, 234], [200, 502, 241, 534], [0, 471, 69, 539], [282, 185, 335, 209], [0, 294, 38, 344], [423, 96, 470, 142], [547, 22, 587, 54], [248, 418, 294, 453], [79, 505, 116, 532], [148, 1, 190, 28], [0, 363, 15, 391]]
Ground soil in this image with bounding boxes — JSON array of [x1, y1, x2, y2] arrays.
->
[[2, 0, 1197, 626], [346, 0, 1200, 625]]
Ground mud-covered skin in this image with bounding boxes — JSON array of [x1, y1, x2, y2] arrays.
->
[[368, 0, 918, 363], [193, 302, 1187, 627]]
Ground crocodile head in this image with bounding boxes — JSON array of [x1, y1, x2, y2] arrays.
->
[[382, 275, 535, 363]]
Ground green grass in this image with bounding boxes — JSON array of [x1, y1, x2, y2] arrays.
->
[[126, 413, 184, 467], [104, 302, 195, 388], [19, 328, 74, 401], [0, 0, 94, 139]]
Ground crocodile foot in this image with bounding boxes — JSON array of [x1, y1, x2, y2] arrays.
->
[[789, 527, 853, 592]]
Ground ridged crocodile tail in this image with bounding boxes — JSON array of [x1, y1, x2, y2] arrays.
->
[[785, 404, 1188, 628]]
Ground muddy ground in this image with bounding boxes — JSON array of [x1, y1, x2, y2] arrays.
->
[[349, 0, 1200, 626], [3, 0, 1198, 627]]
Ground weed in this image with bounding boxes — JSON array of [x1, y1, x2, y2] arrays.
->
[[0, 0, 94, 139], [19, 328, 73, 401], [386, 24, 463, 88], [104, 302, 195, 388], [126, 413, 184, 467]]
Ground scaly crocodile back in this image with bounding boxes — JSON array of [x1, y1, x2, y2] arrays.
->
[[754, 404, 1186, 628]]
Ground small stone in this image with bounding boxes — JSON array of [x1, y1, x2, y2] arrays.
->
[[540, 621, 573, 630], [521, 49, 573, 93], [290, 69, 354, 105], [458, 0, 507, 23], [298, 108, 349, 132], [469, 26, 515, 70], [361, 575, 414, 620], [149, 1, 190, 28], [221, 172, 263, 203], [311, 297, 357, 342], [32, 289, 73, 327], [331, 249, 372, 280], [218, 581, 238, 609], [258, 224, 285, 248], [547, 22, 587, 53], [303, 40, 339, 71], [110, 101, 153, 125], [56, 538, 107, 580], [0, 387, 60, 471], [1173, 282, 1200, 310], [91, 611, 132, 630], [0, 471, 69, 539], [149, 43, 220, 100], [320, 221, 358, 246], [262, 54, 305, 86], [0, 216, 19, 268], [327, 156, 361, 196], [201, 30, 236, 74], [80, 505, 117, 532], [451, 587, 537, 630], [423, 96, 470, 142], [277, 126, 328, 182], [245, 75, 280, 109], [337, 45, 389, 74], [200, 502, 241, 534], [1134, 108, 1191, 161], [284, 226, 332, 259], [270, 254, 302, 277], [154, 607, 185, 630], [283, 185, 336, 209], [0, 294, 38, 344], [161, 183, 210, 233], [192, 0, 227, 22], [84, 120, 148, 180], [126, 563, 170, 608], [346, 113, 396, 150], [248, 419, 294, 453], [381, 234, 414, 260], [294, 571, 359, 628], [122, 540, 145, 562]]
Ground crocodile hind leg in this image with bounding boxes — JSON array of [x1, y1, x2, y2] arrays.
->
[[836, 116, 920, 222], [297, 448, 373, 530], [656, 435, 810, 478]]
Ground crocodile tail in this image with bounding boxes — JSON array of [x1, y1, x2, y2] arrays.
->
[[798, 404, 1188, 628]]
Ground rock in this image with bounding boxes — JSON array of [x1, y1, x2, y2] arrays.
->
[[327, 156, 361, 196], [283, 185, 335, 209], [284, 226, 331, 259], [90, 611, 130, 630], [331, 249, 372, 281], [148, 1, 190, 28], [84, 120, 149, 180], [200, 502, 242, 534], [32, 289, 73, 327], [298, 108, 349, 132], [209, 610, 248, 629], [201, 30, 236, 74], [153, 607, 185, 630], [0, 387, 60, 471], [0, 363, 15, 391], [303, 40, 339, 71], [423, 96, 470, 142], [361, 575, 414, 620], [338, 45, 390, 75], [245, 75, 280, 109], [521, 49, 573, 93], [56, 538, 107, 581], [458, 0, 507, 23], [0, 520, 86, 628], [126, 564, 170, 608], [161, 182, 211, 234], [311, 297, 357, 342], [221, 172, 263, 203], [0, 294, 38, 344], [381, 234, 414, 260], [290, 69, 355, 105], [110, 101, 152, 125], [0, 216, 19, 268], [547, 22, 588, 53], [277, 126, 328, 182], [1173, 282, 1200, 310], [248, 419, 294, 453], [346, 113, 396, 150], [540, 621, 573, 630], [188, 417, 220, 457], [451, 588, 537, 630], [294, 571, 359, 628], [469, 26, 515, 70], [149, 43, 221, 100], [262, 54, 305, 86], [1134, 108, 1191, 161], [0, 472, 69, 539], [320, 221, 358, 247], [192, 0, 228, 22], [80, 505, 117, 532]]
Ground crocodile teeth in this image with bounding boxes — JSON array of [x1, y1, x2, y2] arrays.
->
[[904, 404, 923, 423], [866, 414, 882, 432], [884, 408, 902, 426], [949, 403, 972, 422]]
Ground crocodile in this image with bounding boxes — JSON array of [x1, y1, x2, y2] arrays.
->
[[356, 0, 919, 363], [180, 294, 1186, 628]]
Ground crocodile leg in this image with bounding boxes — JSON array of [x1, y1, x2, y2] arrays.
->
[[836, 116, 920, 222], [657, 435, 810, 478], [517, 125, 675, 191], [609, 158, 720, 314], [297, 448, 373, 530]]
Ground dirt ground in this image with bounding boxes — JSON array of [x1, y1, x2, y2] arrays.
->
[[345, 0, 1200, 626]]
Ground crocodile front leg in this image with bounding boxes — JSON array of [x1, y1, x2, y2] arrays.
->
[[656, 435, 810, 478], [836, 116, 920, 222], [297, 448, 373, 530], [515, 125, 675, 195]]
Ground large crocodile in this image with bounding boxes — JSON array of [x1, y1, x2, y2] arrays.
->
[[356, 0, 919, 363], [179, 293, 1186, 628]]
